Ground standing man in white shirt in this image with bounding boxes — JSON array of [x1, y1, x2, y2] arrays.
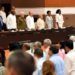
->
[[36, 14, 45, 30], [64, 40, 75, 75], [6, 6, 17, 31], [46, 11, 53, 29], [0, 6, 7, 31], [26, 11, 35, 30], [55, 9, 64, 29]]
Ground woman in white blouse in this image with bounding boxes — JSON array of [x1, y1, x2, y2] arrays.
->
[[46, 11, 53, 29], [55, 9, 64, 29]]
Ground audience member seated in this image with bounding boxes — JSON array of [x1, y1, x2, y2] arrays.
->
[[48, 45, 65, 75], [26, 11, 35, 30], [64, 40, 75, 75], [17, 11, 27, 31], [46, 11, 53, 29], [36, 14, 45, 30], [42, 60, 55, 75], [34, 48, 45, 75], [6, 51, 35, 75]]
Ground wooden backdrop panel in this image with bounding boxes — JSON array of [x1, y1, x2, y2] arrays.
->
[[1, 0, 75, 7], [45, 0, 75, 7], [11, 0, 45, 7]]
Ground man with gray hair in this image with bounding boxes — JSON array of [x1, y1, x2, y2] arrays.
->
[[44, 39, 52, 46], [41, 39, 52, 59], [34, 41, 42, 50]]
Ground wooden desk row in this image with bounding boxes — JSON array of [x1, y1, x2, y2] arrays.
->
[[0, 27, 75, 49]]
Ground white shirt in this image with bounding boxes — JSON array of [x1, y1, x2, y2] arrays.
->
[[6, 14, 17, 29], [74, 42, 75, 50], [26, 15, 35, 30], [26, 49, 34, 56], [0, 11, 6, 23], [36, 18, 45, 30], [33, 57, 45, 75], [55, 14, 64, 28], [46, 16, 53, 29], [65, 50, 75, 75]]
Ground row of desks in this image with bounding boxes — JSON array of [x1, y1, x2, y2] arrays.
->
[[0, 27, 75, 49]]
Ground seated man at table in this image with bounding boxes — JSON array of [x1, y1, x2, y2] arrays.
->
[[36, 14, 45, 30], [26, 11, 35, 30]]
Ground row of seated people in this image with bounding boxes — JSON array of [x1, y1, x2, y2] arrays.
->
[[0, 6, 64, 32], [0, 35, 75, 75]]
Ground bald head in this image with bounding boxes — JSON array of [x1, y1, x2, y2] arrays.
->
[[6, 51, 35, 75], [38, 14, 43, 19], [29, 11, 33, 16]]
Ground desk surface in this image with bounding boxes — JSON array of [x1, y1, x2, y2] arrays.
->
[[0, 27, 75, 49]]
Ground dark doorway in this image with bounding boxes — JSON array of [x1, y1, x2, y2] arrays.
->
[[1, 3, 11, 16]]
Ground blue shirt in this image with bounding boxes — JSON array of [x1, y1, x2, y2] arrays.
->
[[50, 54, 65, 75]]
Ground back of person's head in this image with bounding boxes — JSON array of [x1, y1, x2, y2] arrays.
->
[[49, 45, 59, 54], [22, 43, 30, 51], [65, 40, 73, 50], [34, 41, 42, 50], [44, 39, 52, 46], [42, 60, 55, 75], [34, 48, 43, 58], [59, 41, 66, 49], [6, 51, 35, 75], [9, 42, 21, 51]]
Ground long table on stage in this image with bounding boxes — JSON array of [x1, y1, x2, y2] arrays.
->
[[0, 27, 75, 49]]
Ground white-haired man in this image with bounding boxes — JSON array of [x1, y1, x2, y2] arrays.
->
[[41, 39, 52, 59], [26, 11, 35, 30]]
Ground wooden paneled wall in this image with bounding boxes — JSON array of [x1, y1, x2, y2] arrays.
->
[[1, 0, 75, 7], [45, 0, 75, 7], [2, 0, 45, 7]]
